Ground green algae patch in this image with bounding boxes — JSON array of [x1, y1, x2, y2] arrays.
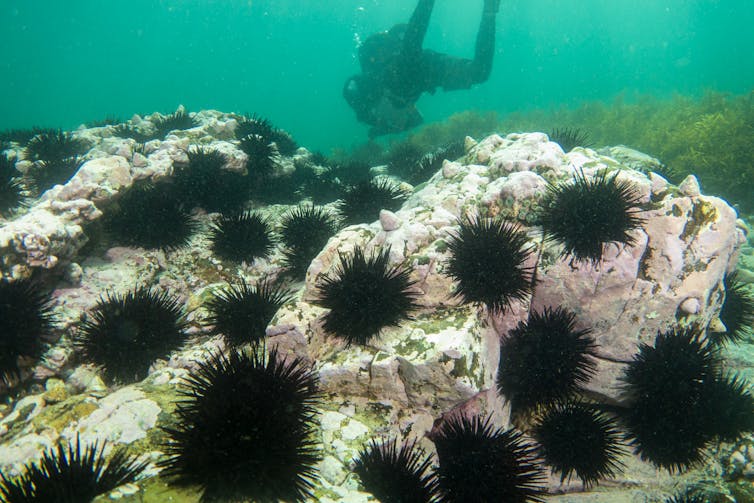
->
[[443, 353, 468, 379], [438, 350, 484, 389], [413, 306, 471, 334], [29, 395, 98, 434], [96, 475, 201, 503], [434, 239, 448, 253], [413, 181, 428, 192], [373, 351, 392, 364], [394, 332, 433, 357], [669, 203, 684, 217], [411, 254, 430, 266], [680, 200, 719, 241], [312, 486, 343, 502]]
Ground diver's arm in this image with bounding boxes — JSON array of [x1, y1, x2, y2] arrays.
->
[[472, 0, 499, 82], [403, 0, 435, 55], [425, 0, 500, 91]]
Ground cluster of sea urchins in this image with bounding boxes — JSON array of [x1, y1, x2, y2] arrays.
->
[[428, 168, 753, 492], [353, 414, 547, 503], [4, 119, 753, 503], [23, 129, 89, 194]]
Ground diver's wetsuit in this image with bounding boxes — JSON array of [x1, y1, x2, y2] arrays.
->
[[344, 0, 501, 137]]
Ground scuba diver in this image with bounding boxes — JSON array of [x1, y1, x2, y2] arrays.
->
[[343, 0, 501, 138]]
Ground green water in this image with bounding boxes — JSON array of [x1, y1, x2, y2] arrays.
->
[[1, 0, 753, 152]]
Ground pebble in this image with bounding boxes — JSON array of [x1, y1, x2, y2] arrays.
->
[[679, 175, 701, 197], [341, 418, 369, 441], [43, 378, 69, 404], [679, 297, 701, 315], [64, 262, 83, 285], [744, 463, 754, 478], [442, 160, 461, 178], [379, 210, 401, 231], [730, 450, 746, 466]]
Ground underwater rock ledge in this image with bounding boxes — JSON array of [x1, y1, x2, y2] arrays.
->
[[0, 113, 750, 502]]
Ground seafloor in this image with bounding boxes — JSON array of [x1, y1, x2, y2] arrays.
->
[[1, 108, 753, 502]]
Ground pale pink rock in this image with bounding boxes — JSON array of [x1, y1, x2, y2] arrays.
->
[[680, 174, 702, 196], [61, 387, 160, 445], [680, 297, 702, 314], [480, 132, 564, 174], [441, 159, 462, 178], [379, 209, 401, 231], [649, 171, 670, 195], [62, 156, 132, 202], [132, 152, 148, 167]]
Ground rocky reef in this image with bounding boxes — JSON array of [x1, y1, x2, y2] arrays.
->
[[0, 109, 752, 502]]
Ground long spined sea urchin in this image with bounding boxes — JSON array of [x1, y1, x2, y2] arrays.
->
[[160, 348, 320, 502], [540, 170, 644, 265], [76, 286, 188, 384], [314, 246, 418, 346], [445, 215, 534, 313]]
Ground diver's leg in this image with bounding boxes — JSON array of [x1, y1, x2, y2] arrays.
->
[[470, 0, 500, 83], [403, 0, 435, 57]]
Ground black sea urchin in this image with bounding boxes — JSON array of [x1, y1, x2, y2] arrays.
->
[[445, 216, 534, 313], [496, 307, 598, 414], [338, 178, 408, 226], [270, 129, 298, 156], [408, 141, 464, 185], [75, 286, 188, 384], [174, 147, 250, 213], [279, 205, 339, 277], [354, 438, 439, 503], [235, 114, 275, 141], [25, 130, 88, 162], [386, 141, 424, 180], [0, 435, 147, 503], [0, 127, 56, 146], [239, 133, 276, 177], [208, 210, 274, 263], [150, 110, 198, 139], [540, 170, 644, 265], [548, 127, 593, 152], [205, 280, 293, 348], [0, 154, 25, 216], [0, 279, 55, 383], [103, 182, 198, 251], [664, 490, 709, 503], [532, 401, 625, 487], [314, 246, 418, 346], [328, 160, 374, 186], [111, 123, 152, 143], [27, 155, 86, 193], [702, 372, 754, 442], [620, 327, 719, 472], [160, 348, 320, 502], [432, 414, 545, 503], [299, 167, 343, 205], [713, 271, 754, 345], [24, 129, 89, 193]]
